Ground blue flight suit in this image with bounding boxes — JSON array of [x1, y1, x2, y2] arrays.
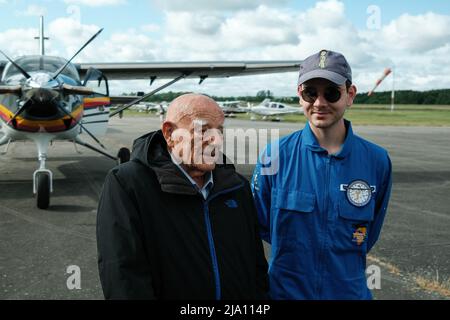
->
[[251, 120, 392, 299]]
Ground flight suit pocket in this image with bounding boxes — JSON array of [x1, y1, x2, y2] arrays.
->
[[274, 188, 315, 213], [332, 199, 375, 279], [338, 198, 375, 222], [272, 188, 316, 247], [335, 198, 375, 253], [271, 189, 316, 273]]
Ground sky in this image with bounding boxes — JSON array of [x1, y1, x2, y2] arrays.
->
[[0, 0, 449, 97]]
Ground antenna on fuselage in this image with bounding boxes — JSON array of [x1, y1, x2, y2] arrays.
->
[[34, 16, 49, 56]]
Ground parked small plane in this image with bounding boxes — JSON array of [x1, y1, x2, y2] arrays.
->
[[0, 17, 300, 209], [249, 99, 303, 121], [218, 100, 247, 117], [130, 101, 168, 114]]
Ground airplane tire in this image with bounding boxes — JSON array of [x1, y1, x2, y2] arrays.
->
[[36, 173, 50, 210], [117, 147, 131, 165]]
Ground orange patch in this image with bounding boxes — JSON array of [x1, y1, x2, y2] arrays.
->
[[352, 227, 367, 246]]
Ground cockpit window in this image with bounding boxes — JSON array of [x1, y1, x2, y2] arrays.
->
[[2, 55, 80, 83]]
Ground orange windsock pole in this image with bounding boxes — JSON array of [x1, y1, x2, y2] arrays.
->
[[368, 68, 392, 96]]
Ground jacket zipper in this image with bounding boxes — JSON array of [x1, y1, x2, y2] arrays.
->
[[203, 182, 245, 300], [316, 156, 331, 298]]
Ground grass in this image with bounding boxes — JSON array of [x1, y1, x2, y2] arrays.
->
[[345, 108, 450, 126], [119, 105, 450, 126]]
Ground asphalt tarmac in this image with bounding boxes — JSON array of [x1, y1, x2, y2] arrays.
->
[[1, 116, 449, 299]]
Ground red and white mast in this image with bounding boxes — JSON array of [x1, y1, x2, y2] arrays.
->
[[368, 67, 395, 111]]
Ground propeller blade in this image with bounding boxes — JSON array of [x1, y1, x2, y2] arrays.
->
[[6, 99, 31, 126], [0, 50, 31, 79], [51, 28, 104, 80], [0, 85, 22, 94], [62, 83, 94, 95], [55, 103, 106, 149]]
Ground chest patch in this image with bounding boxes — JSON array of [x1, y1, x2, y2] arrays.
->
[[352, 225, 367, 246], [340, 180, 376, 207]]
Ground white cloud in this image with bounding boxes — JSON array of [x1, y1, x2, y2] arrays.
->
[[73, 1, 450, 95], [141, 24, 161, 33], [48, 17, 100, 57], [221, 6, 298, 49], [161, 5, 299, 60], [2, 0, 450, 96], [82, 30, 158, 62], [380, 12, 450, 53], [17, 4, 48, 17], [153, 0, 289, 12], [0, 28, 40, 57], [63, 0, 126, 7]]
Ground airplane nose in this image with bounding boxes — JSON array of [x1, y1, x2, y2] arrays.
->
[[23, 88, 60, 118]]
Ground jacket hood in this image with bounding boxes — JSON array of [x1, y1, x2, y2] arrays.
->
[[131, 130, 170, 167]]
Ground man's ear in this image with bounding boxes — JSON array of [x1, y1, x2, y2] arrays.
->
[[162, 121, 175, 148], [297, 85, 304, 104], [346, 84, 357, 107]]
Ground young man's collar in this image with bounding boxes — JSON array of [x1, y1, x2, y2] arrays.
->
[[302, 119, 354, 158]]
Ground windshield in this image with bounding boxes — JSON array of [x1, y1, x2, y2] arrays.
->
[[2, 55, 80, 83]]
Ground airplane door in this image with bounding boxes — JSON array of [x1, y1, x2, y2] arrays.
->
[[81, 68, 111, 136]]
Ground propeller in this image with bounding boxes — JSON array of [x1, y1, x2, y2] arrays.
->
[[0, 50, 31, 79], [61, 83, 94, 95], [0, 85, 22, 94], [55, 103, 106, 149], [6, 99, 31, 126], [51, 28, 104, 80]]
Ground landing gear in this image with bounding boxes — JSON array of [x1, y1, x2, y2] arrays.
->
[[33, 135, 53, 210], [117, 147, 131, 165], [36, 172, 50, 209]]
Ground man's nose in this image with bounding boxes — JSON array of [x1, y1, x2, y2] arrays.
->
[[313, 92, 328, 108]]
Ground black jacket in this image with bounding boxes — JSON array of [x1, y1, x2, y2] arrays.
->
[[96, 130, 268, 300]]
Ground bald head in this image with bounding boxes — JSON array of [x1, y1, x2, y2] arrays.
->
[[161, 93, 225, 181], [164, 93, 224, 127]]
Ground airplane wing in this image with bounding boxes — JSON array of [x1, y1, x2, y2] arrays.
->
[[109, 95, 143, 105], [76, 61, 301, 80]]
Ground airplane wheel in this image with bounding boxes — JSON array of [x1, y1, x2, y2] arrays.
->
[[117, 147, 131, 165], [36, 172, 50, 210]]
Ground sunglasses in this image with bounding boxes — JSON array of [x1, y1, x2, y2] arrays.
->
[[300, 86, 343, 103]]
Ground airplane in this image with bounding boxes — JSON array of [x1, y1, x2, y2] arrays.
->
[[0, 17, 300, 209], [248, 98, 303, 121], [129, 101, 168, 113], [217, 100, 247, 117]]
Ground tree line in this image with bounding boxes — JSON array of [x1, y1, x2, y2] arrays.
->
[[122, 88, 450, 105], [354, 89, 450, 105]]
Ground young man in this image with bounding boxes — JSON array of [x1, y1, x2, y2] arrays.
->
[[97, 93, 268, 299], [251, 50, 392, 299]]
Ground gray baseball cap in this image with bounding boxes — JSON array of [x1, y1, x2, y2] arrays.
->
[[297, 50, 352, 86]]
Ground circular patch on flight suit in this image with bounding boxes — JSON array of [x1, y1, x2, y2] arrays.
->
[[346, 180, 372, 207]]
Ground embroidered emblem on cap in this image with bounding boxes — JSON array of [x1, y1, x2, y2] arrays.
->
[[319, 50, 328, 69]]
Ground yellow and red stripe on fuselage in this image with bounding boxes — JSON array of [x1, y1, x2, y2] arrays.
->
[[0, 97, 110, 133], [0, 103, 83, 133], [83, 96, 111, 111]]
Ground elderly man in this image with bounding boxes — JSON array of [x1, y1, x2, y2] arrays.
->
[[97, 93, 268, 300]]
